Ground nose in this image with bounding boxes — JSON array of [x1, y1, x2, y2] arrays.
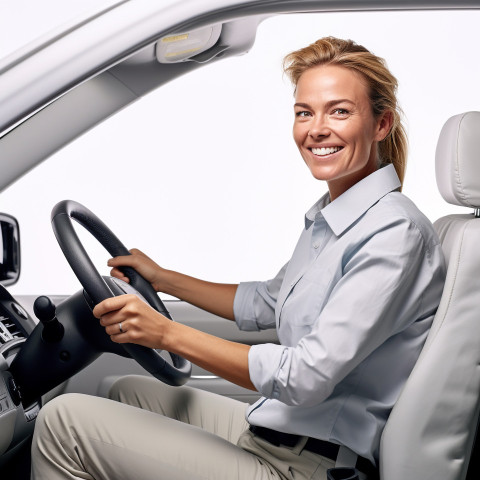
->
[[308, 117, 330, 138]]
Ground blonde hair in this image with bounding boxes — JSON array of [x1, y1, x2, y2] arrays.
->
[[283, 37, 407, 187]]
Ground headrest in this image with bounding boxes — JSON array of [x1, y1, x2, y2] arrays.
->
[[436, 112, 480, 208]]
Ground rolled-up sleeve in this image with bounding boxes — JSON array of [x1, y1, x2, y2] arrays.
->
[[233, 282, 263, 331], [234, 263, 288, 331], [246, 217, 445, 407]]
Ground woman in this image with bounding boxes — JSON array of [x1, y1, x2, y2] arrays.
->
[[31, 37, 445, 480]]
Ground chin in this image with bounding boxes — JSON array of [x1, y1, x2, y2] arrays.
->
[[306, 166, 338, 182]]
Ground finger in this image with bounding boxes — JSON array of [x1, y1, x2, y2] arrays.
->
[[109, 332, 130, 344], [105, 321, 128, 336], [98, 310, 126, 327], [107, 255, 138, 268], [93, 295, 135, 319], [110, 267, 130, 283], [129, 248, 145, 257]]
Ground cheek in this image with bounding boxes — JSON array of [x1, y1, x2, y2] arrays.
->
[[348, 126, 375, 152], [292, 124, 306, 146]]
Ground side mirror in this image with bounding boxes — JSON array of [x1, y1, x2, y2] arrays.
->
[[0, 213, 20, 286]]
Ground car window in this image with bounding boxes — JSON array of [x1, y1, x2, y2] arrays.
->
[[1, 7, 479, 296], [0, 0, 120, 60]]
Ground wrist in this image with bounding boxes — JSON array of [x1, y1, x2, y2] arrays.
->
[[152, 267, 175, 294], [161, 318, 181, 353], [156, 269, 188, 299]]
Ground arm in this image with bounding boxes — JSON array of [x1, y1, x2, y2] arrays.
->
[[108, 248, 238, 320], [247, 218, 445, 407], [160, 272, 238, 321], [93, 294, 256, 391], [100, 252, 287, 389]]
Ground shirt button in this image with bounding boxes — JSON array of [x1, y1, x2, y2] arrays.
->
[[313, 244, 319, 249]]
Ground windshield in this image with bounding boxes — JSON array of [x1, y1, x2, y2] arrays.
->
[[1, 7, 479, 296]]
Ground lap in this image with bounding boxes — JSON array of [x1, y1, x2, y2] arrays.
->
[[108, 375, 249, 444], [32, 377, 334, 480], [32, 392, 280, 480]]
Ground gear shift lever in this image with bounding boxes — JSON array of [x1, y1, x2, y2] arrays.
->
[[34, 296, 64, 343]]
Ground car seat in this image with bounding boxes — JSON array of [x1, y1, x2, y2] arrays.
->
[[379, 111, 480, 480]]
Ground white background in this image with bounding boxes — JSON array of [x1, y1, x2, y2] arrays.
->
[[0, 1, 479, 295]]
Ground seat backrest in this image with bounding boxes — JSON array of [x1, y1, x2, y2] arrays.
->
[[380, 112, 480, 480]]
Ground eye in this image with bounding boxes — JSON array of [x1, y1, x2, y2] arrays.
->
[[295, 110, 312, 118], [332, 108, 349, 116]]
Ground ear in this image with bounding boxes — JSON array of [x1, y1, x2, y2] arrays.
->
[[375, 110, 394, 142]]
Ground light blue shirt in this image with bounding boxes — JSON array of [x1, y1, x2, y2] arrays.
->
[[233, 164, 446, 463]]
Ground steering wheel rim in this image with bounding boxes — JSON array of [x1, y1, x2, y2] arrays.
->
[[51, 199, 191, 386]]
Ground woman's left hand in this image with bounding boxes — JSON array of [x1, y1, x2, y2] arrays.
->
[[93, 294, 171, 349]]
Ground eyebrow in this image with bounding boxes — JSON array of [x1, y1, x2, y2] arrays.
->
[[294, 99, 355, 109]]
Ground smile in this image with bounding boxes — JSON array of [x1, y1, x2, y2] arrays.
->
[[310, 146, 343, 156]]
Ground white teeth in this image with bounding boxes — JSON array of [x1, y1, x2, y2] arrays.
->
[[311, 146, 341, 156]]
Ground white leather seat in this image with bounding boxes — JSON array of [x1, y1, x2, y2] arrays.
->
[[380, 112, 480, 479]]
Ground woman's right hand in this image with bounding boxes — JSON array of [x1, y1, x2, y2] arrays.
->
[[107, 248, 169, 293]]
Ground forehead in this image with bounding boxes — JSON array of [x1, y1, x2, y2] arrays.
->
[[295, 65, 370, 104]]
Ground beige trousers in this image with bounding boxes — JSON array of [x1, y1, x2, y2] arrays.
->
[[31, 375, 335, 479]]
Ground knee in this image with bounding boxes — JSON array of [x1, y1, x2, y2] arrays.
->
[[38, 393, 83, 423], [107, 375, 137, 401], [42, 393, 93, 420], [107, 375, 183, 414], [107, 374, 163, 402], [34, 394, 87, 445]]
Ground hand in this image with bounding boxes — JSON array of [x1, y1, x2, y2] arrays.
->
[[109, 248, 238, 321], [94, 296, 255, 392], [108, 248, 169, 293], [93, 294, 171, 349]]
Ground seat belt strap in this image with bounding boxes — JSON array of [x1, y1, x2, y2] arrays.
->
[[335, 445, 358, 468]]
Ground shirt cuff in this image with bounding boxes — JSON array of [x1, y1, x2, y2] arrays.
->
[[233, 281, 262, 331], [248, 343, 287, 399]]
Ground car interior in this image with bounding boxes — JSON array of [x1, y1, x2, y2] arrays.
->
[[0, 1, 479, 479]]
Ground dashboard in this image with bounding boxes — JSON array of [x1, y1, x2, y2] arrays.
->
[[0, 283, 38, 459]]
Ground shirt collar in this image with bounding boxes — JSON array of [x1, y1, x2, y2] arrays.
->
[[304, 164, 401, 235]]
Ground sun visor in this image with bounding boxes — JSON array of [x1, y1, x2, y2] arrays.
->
[[156, 24, 222, 63]]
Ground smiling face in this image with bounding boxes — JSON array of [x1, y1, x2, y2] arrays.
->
[[293, 64, 392, 200]]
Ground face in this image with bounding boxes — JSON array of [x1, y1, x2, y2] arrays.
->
[[293, 64, 392, 200]]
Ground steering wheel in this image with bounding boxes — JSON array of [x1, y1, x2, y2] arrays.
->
[[50, 199, 192, 386]]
